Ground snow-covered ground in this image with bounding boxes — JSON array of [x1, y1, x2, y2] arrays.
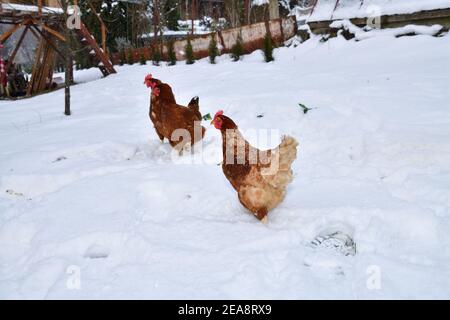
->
[[1, 30, 450, 299]]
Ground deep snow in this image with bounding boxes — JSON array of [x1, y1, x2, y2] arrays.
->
[[1, 30, 450, 299]]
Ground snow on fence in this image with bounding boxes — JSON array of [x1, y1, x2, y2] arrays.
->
[[305, 0, 450, 22], [111, 17, 297, 64]]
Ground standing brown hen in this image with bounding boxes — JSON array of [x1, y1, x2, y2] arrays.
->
[[144, 74, 205, 151], [211, 110, 298, 223]]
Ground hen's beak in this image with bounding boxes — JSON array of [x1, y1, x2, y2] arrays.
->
[[210, 118, 215, 125]]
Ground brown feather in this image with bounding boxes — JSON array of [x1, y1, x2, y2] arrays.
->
[[149, 79, 205, 150], [216, 115, 298, 221]]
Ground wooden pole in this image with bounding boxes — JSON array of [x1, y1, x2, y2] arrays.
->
[[62, 0, 71, 116], [101, 23, 106, 53]]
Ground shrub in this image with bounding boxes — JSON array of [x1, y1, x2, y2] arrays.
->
[[167, 40, 176, 66], [139, 51, 147, 65], [263, 32, 274, 62], [127, 49, 134, 65], [152, 47, 161, 66], [230, 34, 244, 62], [119, 49, 126, 66], [185, 35, 195, 65], [208, 33, 219, 64]]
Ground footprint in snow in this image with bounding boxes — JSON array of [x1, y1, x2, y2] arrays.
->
[[5, 189, 24, 197], [52, 156, 67, 163], [310, 231, 356, 257], [84, 244, 109, 259]]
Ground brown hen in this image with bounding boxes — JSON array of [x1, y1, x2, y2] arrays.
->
[[144, 74, 205, 151], [211, 110, 298, 223]]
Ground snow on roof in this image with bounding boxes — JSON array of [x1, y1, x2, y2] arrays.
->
[[140, 29, 211, 39], [305, 0, 450, 22], [1, 3, 63, 14]]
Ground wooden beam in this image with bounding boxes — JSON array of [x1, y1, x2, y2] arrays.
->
[[28, 26, 41, 40], [101, 23, 106, 53], [41, 24, 66, 41], [88, 1, 108, 53], [0, 21, 25, 44], [6, 26, 29, 70], [88, 1, 108, 31], [31, 25, 65, 59]]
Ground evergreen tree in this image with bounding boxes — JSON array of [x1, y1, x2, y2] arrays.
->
[[167, 40, 177, 66], [263, 32, 274, 62], [208, 33, 219, 64], [230, 34, 244, 62], [165, 0, 180, 31], [77, 1, 151, 53], [127, 49, 134, 65], [185, 35, 195, 65], [139, 51, 147, 65], [152, 46, 161, 66], [119, 49, 126, 66]]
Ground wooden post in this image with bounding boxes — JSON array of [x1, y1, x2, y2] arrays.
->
[[101, 23, 106, 53], [60, 0, 71, 115]]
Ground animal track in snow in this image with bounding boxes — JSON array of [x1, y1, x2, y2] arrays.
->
[[84, 244, 109, 259]]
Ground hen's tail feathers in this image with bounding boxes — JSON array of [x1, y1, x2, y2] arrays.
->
[[278, 135, 298, 170], [264, 135, 298, 189], [188, 96, 199, 110], [188, 96, 202, 120]]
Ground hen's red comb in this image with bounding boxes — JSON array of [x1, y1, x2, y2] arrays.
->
[[214, 110, 224, 118], [144, 74, 153, 87]]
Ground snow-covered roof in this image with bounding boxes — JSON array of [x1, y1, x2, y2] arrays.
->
[[0, 3, 63, 14], [304, 0, 450, 22], [140, 29, 211, 39]]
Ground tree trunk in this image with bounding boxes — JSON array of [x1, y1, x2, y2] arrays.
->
[[268, 0, 279, 20], [244, 0, 250, 25], [153, 0, 160, 46]]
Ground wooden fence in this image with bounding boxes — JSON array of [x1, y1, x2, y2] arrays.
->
[[307, 8, 450, 35], [111, 17, 298, 65]]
